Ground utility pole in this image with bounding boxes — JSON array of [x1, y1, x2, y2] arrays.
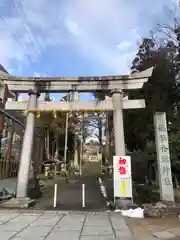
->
[[71, 92, 79, 170], [79, 113, 84, 176], [63, 93, 70, 165], [64, 112, 69, 165]]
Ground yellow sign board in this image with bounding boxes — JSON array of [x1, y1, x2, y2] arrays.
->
[[121, 180, 126, 197]]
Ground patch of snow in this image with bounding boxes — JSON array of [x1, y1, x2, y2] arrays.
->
[[114, 209, 121, 212], [121, 207, 144, 218]]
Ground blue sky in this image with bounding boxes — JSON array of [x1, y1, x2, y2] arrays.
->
[[0, 0, 178, 101]]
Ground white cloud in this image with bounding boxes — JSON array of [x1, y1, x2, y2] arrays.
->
[[117, 41, 132, 51], [0, 0, 178, 75], [64, 19, 80, 36], [0, 0, 65, 72], [63, 0, 169, 73]]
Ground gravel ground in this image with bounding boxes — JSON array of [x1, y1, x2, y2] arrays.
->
[[126, 215, 180, 239]]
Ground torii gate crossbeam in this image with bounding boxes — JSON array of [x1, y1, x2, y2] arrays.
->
[[5, 99, 146, 112], [1, 67, 153, 93]]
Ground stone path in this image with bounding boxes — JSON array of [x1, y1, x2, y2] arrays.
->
[[0, 210, 178, 239], [54, 175, 104, 210], [35, 175, 105, 211], [0, 210, 133, 239]]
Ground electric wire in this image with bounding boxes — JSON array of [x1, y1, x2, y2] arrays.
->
[[13, 0, 50, 76]]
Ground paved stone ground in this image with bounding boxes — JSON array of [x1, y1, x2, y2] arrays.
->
[[0, 210, 134, 240], [0, 210, 179, 239]]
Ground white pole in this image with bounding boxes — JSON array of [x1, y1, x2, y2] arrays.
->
[[53, 183, 57, 208], [82, 184, 85, 208]]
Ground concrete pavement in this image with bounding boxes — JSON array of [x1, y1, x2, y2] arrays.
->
[[0, 210, 135, 240], [0, 210, 178, 239]]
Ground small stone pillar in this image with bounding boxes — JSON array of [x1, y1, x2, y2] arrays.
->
[[44, 164, 51, 177], [154, 112, 174, 202]]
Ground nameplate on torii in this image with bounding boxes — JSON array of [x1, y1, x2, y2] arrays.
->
[[5, 98, 146, 112]]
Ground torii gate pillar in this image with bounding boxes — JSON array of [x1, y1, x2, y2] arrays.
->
[[111, 89, 126, 157], [17, 87, 40, 200], [1, 87, 41, 208], [111, 89, 132, 208]]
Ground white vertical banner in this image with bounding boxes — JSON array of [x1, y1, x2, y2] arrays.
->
[[154, 112, 174, 202], [113, 156, 132, 198]]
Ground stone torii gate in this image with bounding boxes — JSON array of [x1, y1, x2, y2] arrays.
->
[[1, 67, 153, 207]]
